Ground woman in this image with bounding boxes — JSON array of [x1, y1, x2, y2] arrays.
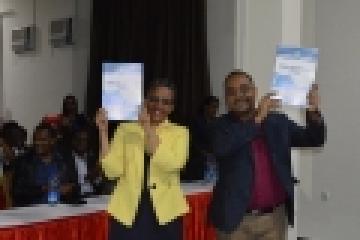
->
[[96, 80, 189, 239]]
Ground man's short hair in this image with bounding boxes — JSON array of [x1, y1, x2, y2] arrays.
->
[[224, 70, 254, 86]]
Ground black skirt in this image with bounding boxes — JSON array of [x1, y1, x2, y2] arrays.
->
[[108, 154, 182, 240]]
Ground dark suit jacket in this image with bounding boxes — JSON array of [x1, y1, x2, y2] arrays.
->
[[209, 111, 326, 233], [66, 151, 105, 196], [12, 150, 78, 207]]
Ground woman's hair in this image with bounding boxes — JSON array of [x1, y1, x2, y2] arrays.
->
[[145, 78, 176, 100]]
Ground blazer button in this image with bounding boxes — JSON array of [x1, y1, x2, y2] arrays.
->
[[149, 183, 157, 190]]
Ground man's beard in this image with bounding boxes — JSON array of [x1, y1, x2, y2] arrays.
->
[[229, 103, 255, 121]]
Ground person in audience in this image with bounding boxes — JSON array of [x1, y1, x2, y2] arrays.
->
[[2, 121, 28, 159], [68, 127, 103, 196], [1, 145, 14, 209], [0, 130, 8, 209], [0, 123, 24, 209], [195, 96, 219, 154], [42, 95, 87, 138], [209, 70, 326, 240], [56, 95, 89, 156], [182, 96, 219, 180], [0, 129, 4, 163], [12, 123, 78, 206], [96, 79, 189, 240], [0, 126, 16, 170], [60, 95, 88, 131]]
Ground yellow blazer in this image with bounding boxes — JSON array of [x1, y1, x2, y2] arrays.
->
[[101, 120, 189, 226]]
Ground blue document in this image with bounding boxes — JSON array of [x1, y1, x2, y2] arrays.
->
[[272, 46, 318, 106], [102, 63, 143, 121]]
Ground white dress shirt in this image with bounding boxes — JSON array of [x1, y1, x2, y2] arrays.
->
[[73, 152, 93, 195]]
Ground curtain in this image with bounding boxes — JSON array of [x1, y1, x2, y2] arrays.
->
[[86, 0, 210, 127]]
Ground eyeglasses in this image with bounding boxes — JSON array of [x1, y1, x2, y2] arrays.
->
[[226, 85, 254, 97], [147, 96, 174, 106]]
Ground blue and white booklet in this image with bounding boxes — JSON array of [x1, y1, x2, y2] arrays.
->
[[272, 46, 319, 106], [102, 63, 143, 121]]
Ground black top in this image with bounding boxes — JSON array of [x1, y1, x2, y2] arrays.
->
[[130, 153, 156, 224], [143, 153, 151, 192]]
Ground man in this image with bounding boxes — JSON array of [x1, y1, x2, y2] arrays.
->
[[61, 95, 88, 132], [54, 95, 89, 155], [209, 70, 326, 240], [69, 127, 103, 196], [12, 123, 78, 206]]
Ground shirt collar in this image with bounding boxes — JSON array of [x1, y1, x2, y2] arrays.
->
[[73, 151, 87, 159]]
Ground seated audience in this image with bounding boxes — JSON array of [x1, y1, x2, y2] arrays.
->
[[12, 123, 78, 206]]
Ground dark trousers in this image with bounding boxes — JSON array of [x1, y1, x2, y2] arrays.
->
[[216, 205, 286, 240], [108, 216, 182, 240], [108, 191, 182, 240]]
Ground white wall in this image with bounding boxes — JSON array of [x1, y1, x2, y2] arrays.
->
[[1, 0, 90, 134], [207, 0, 236, 114], [207, 0, 282, 113], [72, 0, 91, 112], [0, 0, 11, 122], [239, 0, 282, 99], [298, 0, 360, 239]]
